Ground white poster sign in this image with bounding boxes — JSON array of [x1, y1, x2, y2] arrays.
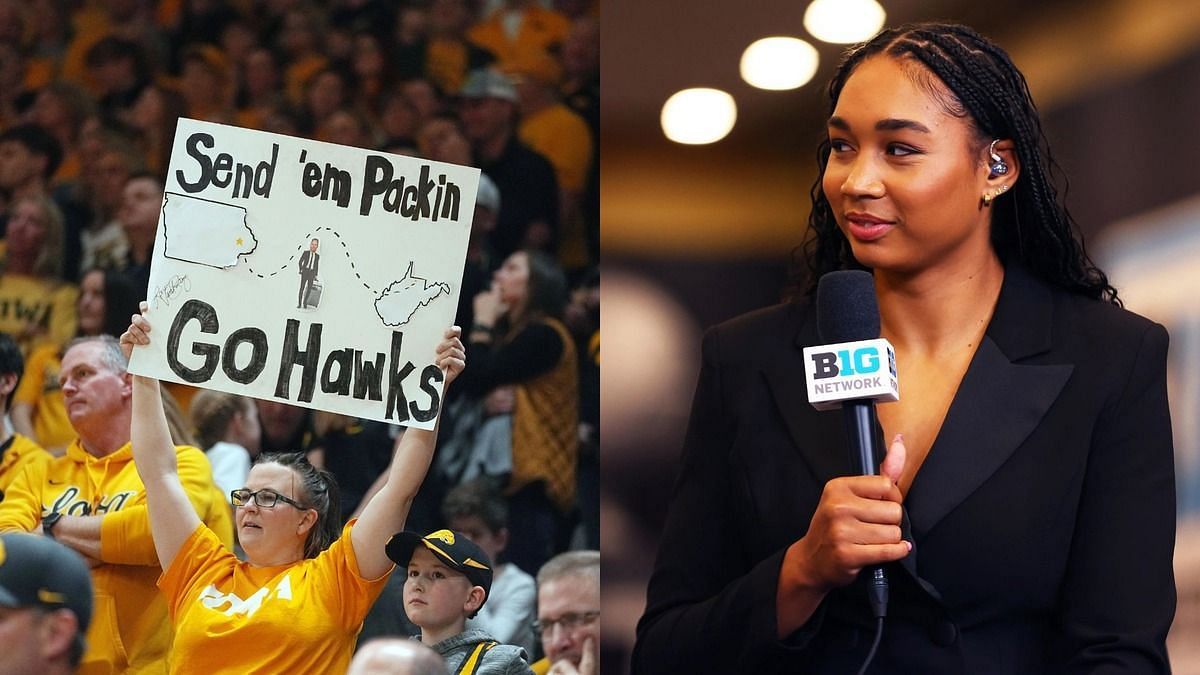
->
[[128, 118, 478, 429]]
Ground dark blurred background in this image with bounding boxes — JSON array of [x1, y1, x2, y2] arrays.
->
[[599, 0, 1200, 672]]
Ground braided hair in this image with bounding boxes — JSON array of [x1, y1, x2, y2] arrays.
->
[[255, 452, 342, 558], [798, 22, 1119, 305]]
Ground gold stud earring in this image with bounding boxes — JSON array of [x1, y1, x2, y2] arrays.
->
[[982, 191, 994, 207]]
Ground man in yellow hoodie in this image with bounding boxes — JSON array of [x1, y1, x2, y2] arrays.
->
[[0, 335, 232, 674]]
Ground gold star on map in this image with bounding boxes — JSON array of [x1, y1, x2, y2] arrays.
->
[[236, 237, 243, 246]]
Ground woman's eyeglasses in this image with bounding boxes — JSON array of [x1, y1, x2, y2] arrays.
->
[[230, 488, 308, 510], [532, 611, 600, 639]]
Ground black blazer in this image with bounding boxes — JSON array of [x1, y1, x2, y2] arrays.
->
[[633, 266, 1176, 674], [299, 250, 319, 278]]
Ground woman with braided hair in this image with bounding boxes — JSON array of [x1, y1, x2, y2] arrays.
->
[[634, 23, 1174, 674]]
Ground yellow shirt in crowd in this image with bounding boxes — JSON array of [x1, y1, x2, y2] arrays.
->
[[467, 6, 570, 67], [0, 433, 51, 496], [160, 520, 389, 674], [13, 344, 75, 452], [518, 103, 593, 193], [0, 440, 232, 675], [0, 274, 78, 356]]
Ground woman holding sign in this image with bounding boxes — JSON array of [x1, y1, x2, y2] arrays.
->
[[634, 23, 1175, 674], [119, 305, 465, 673]]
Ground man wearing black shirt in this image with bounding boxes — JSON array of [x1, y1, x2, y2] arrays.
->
[[459, 68, 559, 260]]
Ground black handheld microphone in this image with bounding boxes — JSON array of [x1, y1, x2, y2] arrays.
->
[[805, 270, 899, 620]]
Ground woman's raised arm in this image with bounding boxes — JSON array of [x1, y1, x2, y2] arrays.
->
[[351, 326, 465, 579], [121, 303, 203, 571]]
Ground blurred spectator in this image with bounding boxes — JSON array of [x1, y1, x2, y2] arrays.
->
[[257, 398, 315, 454], [190, 390, 261, 500], [425, 0, 498, 95], [178, 43, 235, 124], [321, 107, 375, 147], [455, 172, 501, 333], [560, 17, 598, 134], [234, 46, 285, 130], [392, 4, 430, 82], [123, 82, 187, 176], [328, 0, 397, 37], [113, 171, 164, 296], [0, 0, 23, 47], [402, 77, 446, 127], [350, 33, 395, 111], [467, 0, 570, 69], [559, 17, 598, 267], [0, 123, 63, 228], [0, 43, 28, 131], [562, 269, 598, 550], [459, 68, 559, 258], [219, 19, 260, 71], [24, 83, 94, 187], [506, 51, 591, 210], [83, 36, 150, 122], [532, 551, 599, 675], [301, 67, 351, 137], [417, 114, 474, 165], [0, 121, 89, 282], [0, 195, 78, 355], [169, 0, 240, 61], [259, 99, 305, 137], [458, 249, 577, 575], [504, 50, 592, 271], [277, 5, 330, 106], [21, 0, 71, 94], [444, 479, 538, 655], [76, 129, 145, 278], [0, 332, 52, 497], [307, 414, 394, 522], [324, 23, 357, 71], [12, 267, 139, 455], [349, 638, 452, 675], [0, 532, 94, 675], [377, 91, 420, 150]]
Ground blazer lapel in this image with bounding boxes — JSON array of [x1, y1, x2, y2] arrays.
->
[[904, 266, 1074, 538], [762, 303, 849, 486]]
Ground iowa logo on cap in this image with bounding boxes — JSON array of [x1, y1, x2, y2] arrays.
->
[[427, 530, 456, 545]]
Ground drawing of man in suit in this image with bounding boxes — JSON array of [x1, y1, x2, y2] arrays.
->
[[298, 238, 320, 308]]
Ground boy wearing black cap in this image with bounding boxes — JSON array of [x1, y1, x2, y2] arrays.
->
[[0, 532, 93, 674], [387, 529, 534, 675]]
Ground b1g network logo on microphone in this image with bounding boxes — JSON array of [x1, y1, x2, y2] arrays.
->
[[802, 338, 899, 411]]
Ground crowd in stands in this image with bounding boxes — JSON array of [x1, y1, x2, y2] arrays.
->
[[0, 0, 600, 672]]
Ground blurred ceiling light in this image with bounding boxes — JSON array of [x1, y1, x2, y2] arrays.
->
[[740, 37, 819, 90], [661, 88, 737, 145], [804, 0, 886, 44]]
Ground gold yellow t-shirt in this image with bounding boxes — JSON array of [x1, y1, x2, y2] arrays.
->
[[0, 434, 51, 497], [160, 520, 390, 674], [518, 103, 593, 192], [0, 274, 78, 356], [13, 344, 74, 452]]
